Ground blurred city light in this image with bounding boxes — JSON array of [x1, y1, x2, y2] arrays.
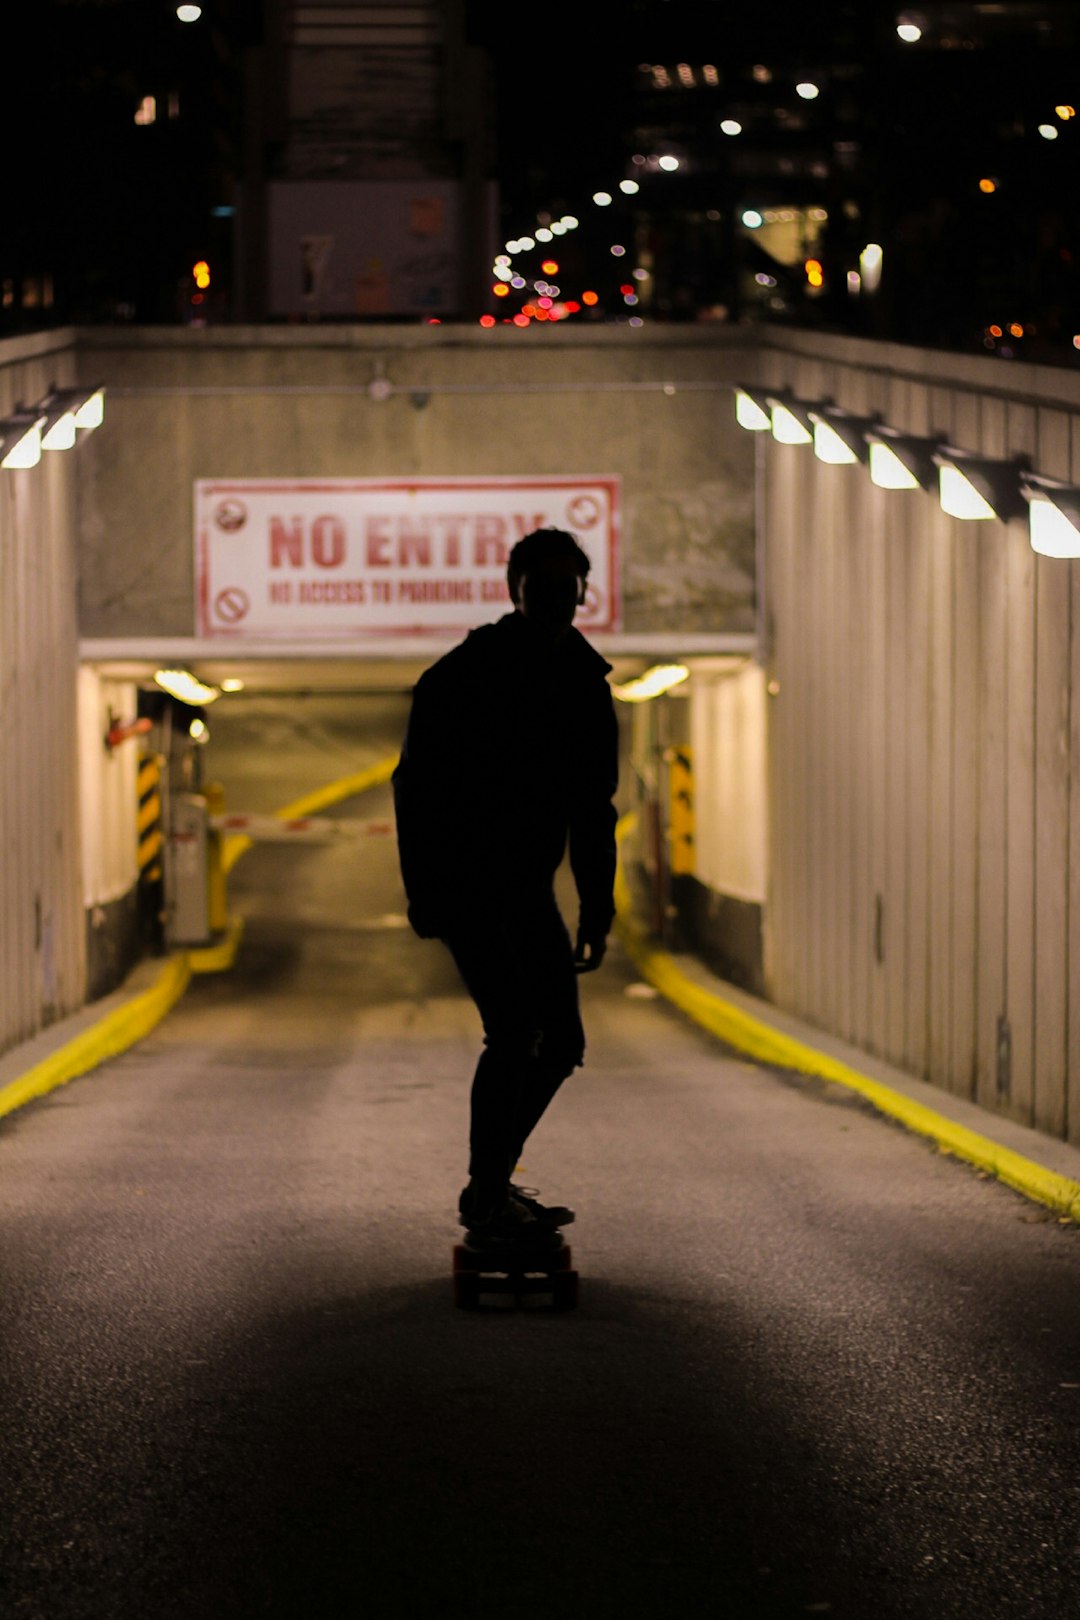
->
[[134, 96, 157, 126], [805, 258, 824, 288], [620, 180, 640, 194], [582, 290, 599, 306], [535, 228, 553, 242], [493, 284, 509, 297], [541, 259, 559, 274], [550, 223, 566, 235], [519, 236, 535, 250], [859, 242, 884, 291], [611, 244, 626, 256], [896, 21, 922, 43], [979, 177, 998, 193], [1038, 124, 1059, 140], [176, 3, 202, 19], [847, 270, 862, 295], [1056, 105, 1076, 120], [510, 275, 526, 289], [796, 82, 820, 100], [593, 192, 612, 206], [561, 216, 579, 229], [658, 155, 680, 170], [494, 254, 510, 267], [721, 120, 743, 136], [632, 267, 649, 280], [220, 679, 245, 692], [513, 314, 530, 327], [742, 209, 764, 228], [629, 317, 644, 327]]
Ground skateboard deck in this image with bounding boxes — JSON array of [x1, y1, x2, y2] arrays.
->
[[452, 1234, 579, 1311]]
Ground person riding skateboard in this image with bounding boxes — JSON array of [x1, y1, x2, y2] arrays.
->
[[393, 527, 618, 1241]]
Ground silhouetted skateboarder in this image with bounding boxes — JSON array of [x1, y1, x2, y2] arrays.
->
[[393, 528, 618, 1244]]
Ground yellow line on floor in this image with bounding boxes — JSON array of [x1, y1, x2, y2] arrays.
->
[[613, 814, 1080, 1224], [0, 755, 400, 1124]]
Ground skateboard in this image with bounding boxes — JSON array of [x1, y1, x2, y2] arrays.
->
[[452, 1232, 579, 1311]]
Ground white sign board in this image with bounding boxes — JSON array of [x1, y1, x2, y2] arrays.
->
[[194, 477, 620, 639]]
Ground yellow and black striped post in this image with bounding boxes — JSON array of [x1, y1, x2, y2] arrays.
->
[[137, 753, 164, 883]]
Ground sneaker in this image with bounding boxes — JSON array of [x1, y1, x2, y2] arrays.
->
[[508, 1184, 575, 1229], [457, 1183, 562, 1249]]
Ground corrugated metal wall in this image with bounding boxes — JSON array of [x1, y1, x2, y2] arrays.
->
[[0, 331, 85, 1056], [757, 332, 1080, 1143]]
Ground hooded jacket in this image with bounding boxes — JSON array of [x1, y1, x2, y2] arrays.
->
[[393, 612, 618, 937]]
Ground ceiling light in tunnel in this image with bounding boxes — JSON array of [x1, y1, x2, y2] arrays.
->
[[155, 669, 221, 705], [612, 664, 690, 703]]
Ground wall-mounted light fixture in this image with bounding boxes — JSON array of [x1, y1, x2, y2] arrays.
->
[[1, 385, 105, 469], [0, 409, 46, 469], [734, 385, 772, 432], [1020, 473, 1080, 558], [933, 448, 1027, 522], [865, 427, 939, 490], [809, 406, 877, 466], [766, 393, 814, 445]]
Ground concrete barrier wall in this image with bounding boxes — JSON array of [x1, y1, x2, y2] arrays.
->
[[72, 324, 757, 641], [0, 331, 86, 1056], [755, 329, 1080, 1144]]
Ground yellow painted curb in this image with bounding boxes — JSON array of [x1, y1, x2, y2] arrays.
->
[[0, 754, 400, 1125], [0, 957, 191, 1123], [614, 814, 1080, 1225]]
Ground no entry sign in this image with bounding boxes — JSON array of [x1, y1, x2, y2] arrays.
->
[[194, 477, 620, 639]]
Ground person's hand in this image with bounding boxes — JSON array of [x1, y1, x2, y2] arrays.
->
[[574, 923, 608, 973]]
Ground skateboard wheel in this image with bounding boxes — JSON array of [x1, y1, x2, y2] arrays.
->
[[551, 1271, 579, 1311], [454, 1273, 481, 1310]]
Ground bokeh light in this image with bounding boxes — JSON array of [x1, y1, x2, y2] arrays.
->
[[979, 177, 997, 193], [1039, 124, 1059, 140], [796, 82, 820, 100], [582, 290, 599, 306], [896, 22, 922, 43], [620, 180, 640, 195], [721, 120, 742, 136], [658, 155, 680, 171], [479, 315, 496, 328], [493, 283, 509, 297], [593, 192, 612, 206]]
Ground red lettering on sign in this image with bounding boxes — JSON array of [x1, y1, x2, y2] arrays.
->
[[473, 514, 509, 566], [270, 517, 303, 568], [312, 515, 345, 568], [366, 516, 392, 566], [398, 518, 433, 568], [441, 515, 465, 567]]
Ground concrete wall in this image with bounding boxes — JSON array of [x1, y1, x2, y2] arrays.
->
[[0, 331, 86, 1056], [72, 324, 757, 642], [753, 328, 1080, 1144]]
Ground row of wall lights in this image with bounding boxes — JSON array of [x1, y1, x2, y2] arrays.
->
[[734, 385, 1080, 558], [0, 386, 105, 469]]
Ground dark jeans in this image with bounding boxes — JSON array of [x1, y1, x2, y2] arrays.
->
[[444, 895, 586, 1187]]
